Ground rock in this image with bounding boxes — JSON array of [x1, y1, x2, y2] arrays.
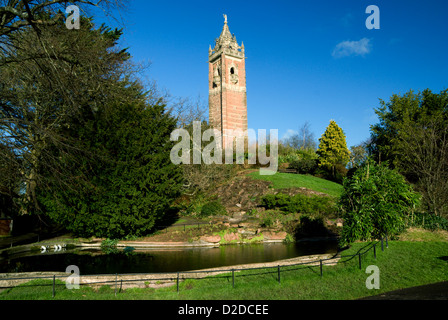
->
[[238, 229, 257, 236], [223, 232, 239, 242], [238, 222, 253, 228], [263, 231, 287, 241], [233, 212, 244, 219], [200, 235, 221, 243]]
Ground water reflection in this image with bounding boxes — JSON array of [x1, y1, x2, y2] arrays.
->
[[1, 241, 337, 275]]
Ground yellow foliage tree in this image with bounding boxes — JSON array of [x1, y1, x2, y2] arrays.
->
[[316, 120, 350, 176]]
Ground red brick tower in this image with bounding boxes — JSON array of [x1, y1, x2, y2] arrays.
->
[[209, 14, 247, 148]]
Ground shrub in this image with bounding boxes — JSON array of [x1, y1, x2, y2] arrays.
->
[[307, 196, 337, 215], [314, 163, 348, 184], [260, 194, 291, 210], [260, 193, 336, 215], [289, 149, 318, 174], [199, 200, 227, 218], [278, 153, 300, 166], [260, 217, 273, 228], [406, 212, 448, 231], [339, 161, 421, 246]]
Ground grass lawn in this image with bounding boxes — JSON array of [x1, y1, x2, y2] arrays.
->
[[1, 240, 447, 300], [247, 171, 343, 198]]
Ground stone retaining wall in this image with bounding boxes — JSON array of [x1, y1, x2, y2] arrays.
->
[[0, 253, 340, 290]]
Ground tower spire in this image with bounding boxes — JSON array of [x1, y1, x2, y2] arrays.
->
[[208, 15, 247, 149], [210, 14, 243, 57], [219, 14, 232, 40]]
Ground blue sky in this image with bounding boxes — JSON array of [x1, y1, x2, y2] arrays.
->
[[91, 0, 448, 148]]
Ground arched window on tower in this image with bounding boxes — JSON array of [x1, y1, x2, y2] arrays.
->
[[213, 64, 221, 88], [230, 66, 238, 84]]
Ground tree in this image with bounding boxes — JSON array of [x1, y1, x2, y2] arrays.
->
[[370, 89, 448, 217], [38, 97, 183, 238], [0, 0, 125, 38], [0, 16, 134, 215], [0, 2, 184, 238], [349, 142, 368, 169], [316, 120, 350, 177], [0, 0, 128, 218], [0, 141, 21, 218], [339, 161, 420, 246], [369, 90, 421, 166], [298, 121, 317, 150], [283, 121, 317, 151]]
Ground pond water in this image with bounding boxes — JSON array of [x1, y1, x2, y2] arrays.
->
[[0, 241, 338, 275]]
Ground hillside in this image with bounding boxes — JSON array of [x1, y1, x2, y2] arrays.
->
[[137, 170, 344, 243], [247, 171, 343, 198], [206, 170, 343, 215]]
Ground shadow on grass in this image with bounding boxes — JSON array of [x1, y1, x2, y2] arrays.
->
[[152, 207, 181, 231]]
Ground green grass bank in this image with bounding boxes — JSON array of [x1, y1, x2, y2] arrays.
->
[[247, 171, 343, 198], [1, 240, 447, 300]]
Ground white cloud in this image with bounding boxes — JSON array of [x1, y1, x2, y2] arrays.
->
[[332, 38, 372, 58]]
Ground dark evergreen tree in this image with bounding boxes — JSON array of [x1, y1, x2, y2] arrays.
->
[[40, 96, 183, 238], [0, 17, 186, 238]]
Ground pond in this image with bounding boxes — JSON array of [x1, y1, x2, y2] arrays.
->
[[0, 241, 338, 275]]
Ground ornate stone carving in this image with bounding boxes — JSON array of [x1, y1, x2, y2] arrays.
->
[[229, 63, 239, 84], [209, 15, 243, 59], [213, 63, 221, 87]]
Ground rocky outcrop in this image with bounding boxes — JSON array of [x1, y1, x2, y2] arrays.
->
[[199, 235, 221, 243], [262, 231, 288, 241]]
